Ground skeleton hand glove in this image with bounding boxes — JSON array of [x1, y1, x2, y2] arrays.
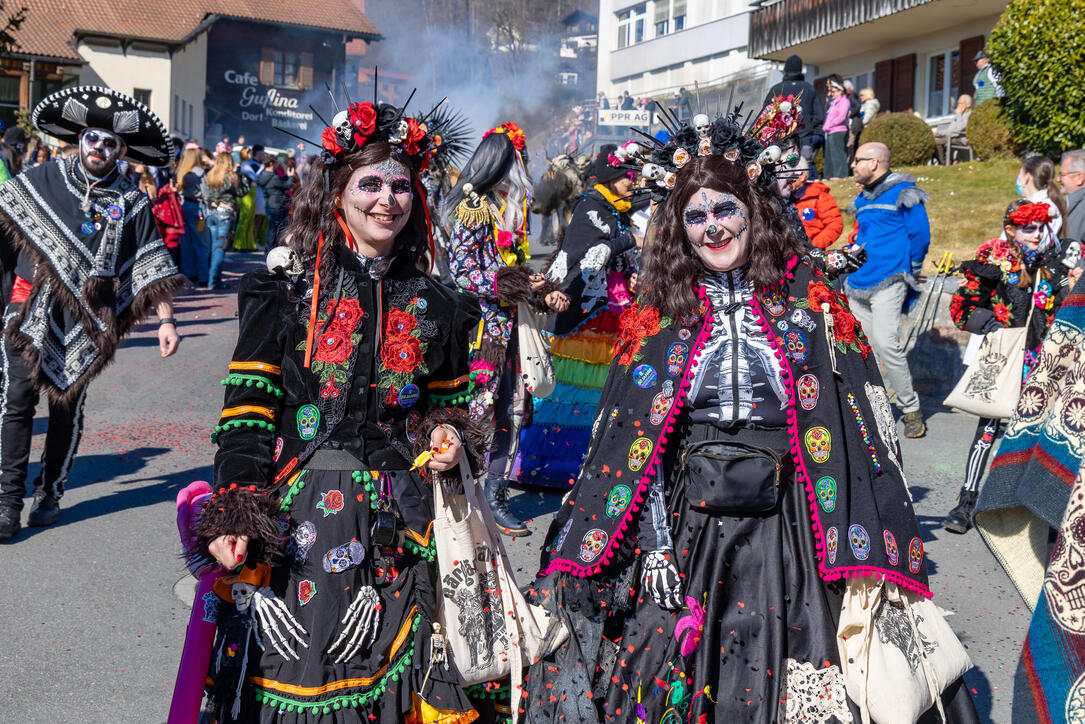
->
[[641, 549, 684, 610], [247, 586, 309, 660], [327, 585, 381, 663]]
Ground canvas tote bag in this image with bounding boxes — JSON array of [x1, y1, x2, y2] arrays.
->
[[837, 579, 972, 724], [433, 461, 568, 715], [943, 277, 1039, 419], [517, 302, 556, 398]]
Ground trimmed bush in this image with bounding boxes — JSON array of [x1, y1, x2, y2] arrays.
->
[[859, 112, 936, 166], [967, 99, 1018, 159], [988, 0, 1085, 155]]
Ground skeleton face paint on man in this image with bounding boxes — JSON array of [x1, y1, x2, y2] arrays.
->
[[684, 187, 751, 272], [336, 158, 413, 257], [78, 127, 126, 177]]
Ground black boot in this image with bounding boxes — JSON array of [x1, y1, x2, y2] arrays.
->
[[0, 504, 20, 541], [27, 490, 60, 527], [943, 489, 978, 534], [484, 478, 529, 537]]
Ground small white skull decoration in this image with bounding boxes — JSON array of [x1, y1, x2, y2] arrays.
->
[[641, 163, 664, 180], [693, 114, 711, 139], [267, 246, 302, 278], [1063, 240, 1083, 269], [389, 119, 409, 145], [1044, 487, 1085, 633], [232, 582, 258, 612], [332, 110, 352, 141]]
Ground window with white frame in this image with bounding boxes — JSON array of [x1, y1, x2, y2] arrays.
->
[[616, 4, 647, 48], [926, 49, 960, 117], [654, 0, 687, 36]]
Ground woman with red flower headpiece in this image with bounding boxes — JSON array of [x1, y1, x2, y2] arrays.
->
[[182, 96, 496, 723], [942, 198, 1072, 534]]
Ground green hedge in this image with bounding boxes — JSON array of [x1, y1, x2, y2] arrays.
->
[[966, 99, 1018, 159], [988, 0, 1085, 155], [858, 112, 936, 166]]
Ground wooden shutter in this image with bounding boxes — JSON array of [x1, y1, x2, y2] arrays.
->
[[298, 52, 314, 90], [958, 34, 985, 98], [874, 59, 893, 112], [891, 53, 915, 112], [259, 47, 275, 86]]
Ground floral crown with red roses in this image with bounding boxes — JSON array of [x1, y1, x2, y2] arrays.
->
[[1008, 202, 1054, 228], [274, 73, 471, 174]]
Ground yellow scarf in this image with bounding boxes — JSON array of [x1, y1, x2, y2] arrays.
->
[[594, 183, 632, 213]]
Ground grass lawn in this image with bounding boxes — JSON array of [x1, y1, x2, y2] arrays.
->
[[823, 157, 1021, 273]]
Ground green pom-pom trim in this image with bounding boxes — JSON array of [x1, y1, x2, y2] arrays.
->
[[279, 473, 307, 512], [253, 613, 420, 713], [403, 535, 437, 563], [210, 418, 275, 443], [351, 469, 380, 510], [427, 371, 479, 408], [220, 373, 285, 398], [465, 681, 511, 701]]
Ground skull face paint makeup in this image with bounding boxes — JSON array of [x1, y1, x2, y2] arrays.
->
[[337, 159, 413, 258], [79, 128, 125, 177], [684, 187, 751, 273]]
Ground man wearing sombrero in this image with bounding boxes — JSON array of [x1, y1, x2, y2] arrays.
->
[[0, 86, 185, 541]]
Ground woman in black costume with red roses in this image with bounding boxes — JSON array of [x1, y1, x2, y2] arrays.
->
[[523, 108, 980, 723], [187, 97, 490, 723]]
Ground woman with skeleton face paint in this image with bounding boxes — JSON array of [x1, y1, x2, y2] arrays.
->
[[525, 109, 979, 723], [942, 199, 1072, 534], [187, 97, 493, 723]]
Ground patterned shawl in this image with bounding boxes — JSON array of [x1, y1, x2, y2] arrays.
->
[[0, 156, 183, 402], [974, 279, 1085, 722], [543, 255, 931, 597]]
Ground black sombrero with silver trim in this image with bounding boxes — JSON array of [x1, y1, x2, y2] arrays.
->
[[32, 85, 174, 167]]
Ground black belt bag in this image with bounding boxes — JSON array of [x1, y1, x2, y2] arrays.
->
[[679, 440, 783, 514]]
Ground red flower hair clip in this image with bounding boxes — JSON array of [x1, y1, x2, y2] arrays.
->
[[1009, 202, 1054, 227], [483, 122, 527, 152]]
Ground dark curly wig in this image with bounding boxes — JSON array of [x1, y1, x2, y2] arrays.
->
[[643, 154, 804, 319], [284, 142, 430, 278]]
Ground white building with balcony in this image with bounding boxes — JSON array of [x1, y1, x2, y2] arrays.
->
[[597, 0, 774, 111]]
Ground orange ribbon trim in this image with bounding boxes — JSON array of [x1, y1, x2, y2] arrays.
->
[[228, 361, 282, 375], [220, 405, 275, 420]]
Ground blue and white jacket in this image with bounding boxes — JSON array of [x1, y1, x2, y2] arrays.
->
[[844, 173, 931, 298]]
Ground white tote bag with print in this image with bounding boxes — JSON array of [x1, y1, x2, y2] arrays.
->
[[837, 579, 972, 724], [517, 302, 556, 398], [433, 462, 568, 715]]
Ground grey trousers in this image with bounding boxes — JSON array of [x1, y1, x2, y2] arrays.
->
[[847, 279, 921, 414]]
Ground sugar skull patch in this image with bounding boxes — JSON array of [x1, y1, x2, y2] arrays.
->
[[633, 364, 658, 389], [297, 404, 320, 440], [909, 537, 924, 574], [761, 289, 786, 316], [649, 380, 676, 426], [316, 489, 345, 517], [826, 526, 839, 565], [297, 580, 316, 606], [790, 308, 815, 332], [797, 374, 819, 411], [785, 330, 808, 364], [628, 437, 654, 472], [605, 484, 632, 518], [323, 540, 366, 574], [884, 530, 899, 566], [815, 476, 837, 513], [849, 524, 871, 561], [804, 426, 831, 464], [666, 343, 689, 376], [579, 528, 609, 562], [292, 520, 317, 561]]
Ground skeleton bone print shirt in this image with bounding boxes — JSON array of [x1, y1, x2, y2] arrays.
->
[[688, 268, 789, 426]]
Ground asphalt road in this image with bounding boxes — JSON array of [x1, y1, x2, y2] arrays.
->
[[0, 252, 1027, 723]]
